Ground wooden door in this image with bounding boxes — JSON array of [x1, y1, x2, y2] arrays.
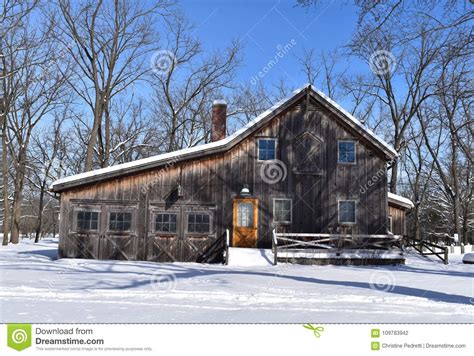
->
[[232, 198, 258, 248], [146, 204, 218, 262], [147, 205, 181, 262], [99, 209, 137, 261]]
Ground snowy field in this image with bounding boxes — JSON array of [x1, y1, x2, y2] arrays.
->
[[0, 238, 473, 323]]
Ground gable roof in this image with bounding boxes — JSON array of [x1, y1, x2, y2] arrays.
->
[[51, 84, 397, 192]]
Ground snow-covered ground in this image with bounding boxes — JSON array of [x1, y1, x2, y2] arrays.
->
[[0, 238, 472, 323]]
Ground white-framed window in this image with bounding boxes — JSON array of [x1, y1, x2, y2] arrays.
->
[[338, 140, 356, 164], [186, 213, 211, 234], [155, 213, 178, 233], [75, 210, 100, 231], [273, 198, 292, 224], [387, 216, 393, 233], [338, 200, 356, 224], [257, 138, 277, 160]]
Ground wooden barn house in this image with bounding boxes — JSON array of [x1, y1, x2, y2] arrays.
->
[[51, 85, 412, 264]]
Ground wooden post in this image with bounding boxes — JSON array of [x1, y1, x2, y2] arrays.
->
[[272, 229, 278, 266], [225, 229, 230, 265], [444, 247, 449, 265]]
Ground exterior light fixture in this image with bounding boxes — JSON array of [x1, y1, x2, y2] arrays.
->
[[240, 185, 250, 196]]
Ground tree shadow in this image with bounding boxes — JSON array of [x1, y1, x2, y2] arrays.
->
[[58, 263, 473, 306], [18, 249, 58, 261], [3, 253, 473, 307]]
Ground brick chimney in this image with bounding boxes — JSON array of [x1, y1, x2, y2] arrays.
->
[[211, 100, 227, 142]]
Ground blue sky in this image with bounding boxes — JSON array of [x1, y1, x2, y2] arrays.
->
[[179, 0, 360, 91]]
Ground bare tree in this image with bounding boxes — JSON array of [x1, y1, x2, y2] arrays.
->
[[53, 0, 171, 171], [296, 48, 346, 100], [151, 13, 242, 151], [418, 48, 473, 243], [1, 0, 39, 244], [27, 115, 69, 242], [108, 98, 162, 164], [2, 2, 68, 244]]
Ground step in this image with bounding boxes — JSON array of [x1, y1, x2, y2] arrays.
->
[[227, 247, 274, 267]]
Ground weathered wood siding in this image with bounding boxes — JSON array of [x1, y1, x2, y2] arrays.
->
[[58, 95, 389, 262], [388, 204, 406, 236]]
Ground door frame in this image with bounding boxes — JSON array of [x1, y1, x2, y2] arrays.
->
[[232, 198, 259, 248]]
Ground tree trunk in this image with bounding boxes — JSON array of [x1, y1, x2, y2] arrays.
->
[[450, 133, 462, 243], [104, 102, 110, 167], [34, 184, 45, 243], [414, 205, 421, 240], [389, 160, 398, 193], [84, 94, 103, 171], [2, 117, 9, 245], [10, 192, 22, 244], [10, 146, 28, 244]]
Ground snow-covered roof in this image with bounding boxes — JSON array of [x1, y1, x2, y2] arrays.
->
[[51, 84, 397, 192], [388, 192, 414, 209]]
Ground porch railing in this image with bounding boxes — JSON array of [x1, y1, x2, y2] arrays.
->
[[272, 230, 403, 265]]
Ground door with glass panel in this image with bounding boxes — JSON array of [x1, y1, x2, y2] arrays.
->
[[232, 198, 258, 247], [101, 207, 137, 260]]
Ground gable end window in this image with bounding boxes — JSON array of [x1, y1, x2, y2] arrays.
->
[[273, 199, 292, 224], [338, 140, 356, 164], [258, 139, 276, 160], [338, 200, 356, 224], [187, 213, 211, 234], [109, 212, 132, 231], [76, 211, 99, 231]]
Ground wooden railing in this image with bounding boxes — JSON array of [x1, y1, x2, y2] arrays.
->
[[403, 236, 449, 265], [271, 231, 402, 265]]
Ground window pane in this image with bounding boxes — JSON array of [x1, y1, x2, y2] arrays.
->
[[339, 141, 355, 163], [77, 211, 99, 231], [258, 139, 276, 160], [237, 203, 253, 227], [109, 212, 132, 231], [274, 199, 291, 222], [155, 213, 177, 233], [187, 214, 211, 234], [339, 201, 356, 223]]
